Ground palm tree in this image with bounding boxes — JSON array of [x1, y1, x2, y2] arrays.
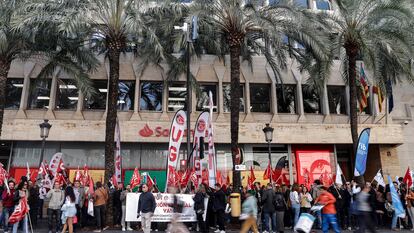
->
[[0, 0, 98, 137], [316, 0, 414, 177], [160, 0, 329, 187]]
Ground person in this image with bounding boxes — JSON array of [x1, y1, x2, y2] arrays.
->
[[374, 185, 385, 227], [12, 180, 29, 233], [356, 183, 377, 233], [300, 186, 312, 214], [39, 183, 47, 219], [47, 181, 65, 233], [113, 183, 123, 227], [193, 184, 208, 233], [240, 190, 259, 233], [93, 181, 109, 233], [28, 181, 39, 228], [137, 184, 156, 233], [61, 186, 77, 233], [120, 184, 133, 231], [261, 183, 276, 233], [290, 184, 300, 226], [212, 183, 226, 233], [314, 186, 340, 233], [3, 180, 16, 233], [274, 185, 286, 233], [72, 180, 84, 229]]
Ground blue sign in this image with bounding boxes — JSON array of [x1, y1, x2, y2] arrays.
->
[[388, 175, 406, 218], [354, 128, 371, 176]]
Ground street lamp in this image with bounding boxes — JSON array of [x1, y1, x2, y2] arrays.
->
[[39, 119, 52, 167], [263, 123, 274, 184]]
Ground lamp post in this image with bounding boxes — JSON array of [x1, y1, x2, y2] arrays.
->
[[263, 123, 274, 184], [39, 119, 52, 167]]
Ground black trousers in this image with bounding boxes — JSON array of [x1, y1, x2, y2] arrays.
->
[[113, 204, 122, 225], [357, 211, 377, 233], [216, 210, 225, 231], [197, 213, 208, 233], [47, 208, 61, 232], [94, 205, 106, 229]]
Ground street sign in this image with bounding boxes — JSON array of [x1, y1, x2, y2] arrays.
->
[[235, 164, 246, 171]]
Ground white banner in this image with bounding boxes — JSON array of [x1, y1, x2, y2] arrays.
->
[[125, 193, 197, 222], [115, 118, 122, 183], [207, 91, 216, 188], [193, 112, 209, 177], [49, 152, 63, 176], [166, 110, 187, 191]]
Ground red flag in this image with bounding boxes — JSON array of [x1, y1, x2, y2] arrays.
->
[[88, 176, 94, 195], [201, 168, 209, 185], [74, 167, 82, 183], [303, 168, 314, 189], [263, 163, 273, 180], [226, 171, 231, 186], [403, 167, 413, 188], [81, 165, 90, 187], [180, 169, 192, 188], [147, 174, 156, 189], [190, 168, 199, 188], [247, 166, 256, 190], [0, 163, 9, 185], [320, 171, 331, 187], [8, 197, 29, 224], [129, 167, 141, 189], [216, 170, 223, 185], [56, 159, 65, 174], [55, 173, 66, 185]]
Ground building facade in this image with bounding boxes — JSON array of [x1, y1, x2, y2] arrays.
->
[[0, 52, 412, 189]]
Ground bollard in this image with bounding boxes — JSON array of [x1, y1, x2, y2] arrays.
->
[[229, 193, 241, 217]]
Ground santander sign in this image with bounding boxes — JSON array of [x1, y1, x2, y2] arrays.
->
[[139, 124, 195, 138]]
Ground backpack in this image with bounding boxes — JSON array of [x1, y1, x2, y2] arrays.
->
[[273, 193, 286, 210]]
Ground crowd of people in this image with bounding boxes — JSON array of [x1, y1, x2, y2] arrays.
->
[[1, 175, 414, 233]]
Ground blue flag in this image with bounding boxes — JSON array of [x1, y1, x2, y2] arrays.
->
[[388, 175, 406, 218], [354, 128, 371, 176]]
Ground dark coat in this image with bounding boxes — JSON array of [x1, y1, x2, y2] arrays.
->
[[137, 192, 156, 214], [262, 188, 276, 213], [213, 189, 226, 211]]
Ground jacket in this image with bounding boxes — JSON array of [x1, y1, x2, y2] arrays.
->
[[212, 189, 226, 211], [242, 196, 258, 219], [315, 191, 337, 214], [73, 187, 85, 208], [94, 187, 109, 207], [262, 188, 276, 213], [2, 189, 16, 208], [137, 191, 156, 214], [46, 189, 65, 210], [193, 192, 206, 213]]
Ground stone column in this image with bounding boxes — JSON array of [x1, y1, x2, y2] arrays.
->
[[130, 70, 141, 121], [16, 62, 35, 119], [45, 73, 58, 119], [73, 91, 84, 119], [159, 81, 169, 121], [322, 82, 330, 123], [296, 82, 306, 122]]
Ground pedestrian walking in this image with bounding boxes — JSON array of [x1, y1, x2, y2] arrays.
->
[[47, 181, 64, 233], [28, 181, 39, 227], [93, 182, 109, 232], [73, 180, 84, 229], [261, 183, 276, 233], [406, 188, 414, 231], [113, 183, 123, 227], [356, 183, 377, 233], [193, 184, 208, 233], [240, 190, 259, 233], [274, 185, 286, 233], [137, 184, 156, 233], [212, 183, 226, 233], [315, 185, 340, 233], [60, 186, 77, 233], [290, 184, 301, 226]]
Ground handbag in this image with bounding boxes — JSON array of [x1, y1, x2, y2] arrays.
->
[[73, 216, 78, 224], [87, 199, 94, 217]]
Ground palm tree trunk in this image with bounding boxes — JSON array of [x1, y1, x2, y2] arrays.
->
[[230, 44, 241, 189], [345, 44, 363, 183], [105, 48, 120, 227], [0, 60, 11, 137]]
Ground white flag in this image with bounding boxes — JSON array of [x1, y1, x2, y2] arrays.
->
[[374, 169, 386, 187], [207, 91, 217, 188], [335, 164, 343, 185]]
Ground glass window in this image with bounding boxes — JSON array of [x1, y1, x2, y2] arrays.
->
[[250, 84, 271, 112], [168, 83, 186, 112], [328, 85, 346, 114], [295, 0, 309, 8], [223, 84, 245, 113], [27, 79, 52, 109], [302, 85, 321, 114], [139, 82, 163, 111], [118, 81, 135, 111], [315, 0, 331, 10], [196, 85, 217, 112], [84, 80, 107, 110], [277, 84, 297, 114], [269, 0, 281, 5], [5, 78, 24, 109], [56, 79, 78, 110]]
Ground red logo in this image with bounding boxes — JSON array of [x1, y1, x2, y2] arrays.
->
[[176, 114, 185, 125], [197, 119, 206, 132], [139, 124, 154, 137]]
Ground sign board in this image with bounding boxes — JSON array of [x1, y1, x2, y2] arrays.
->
[[125, 193, 197, 222], [235, 164, 246, 171]]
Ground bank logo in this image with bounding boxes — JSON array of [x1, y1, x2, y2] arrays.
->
[[139, 124, 154, 137], [176, 114, 185, 125]]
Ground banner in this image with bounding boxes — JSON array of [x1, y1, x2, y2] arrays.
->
[[125, 193, 197, 222], [115, 118, 122, 183], [296, 151, 332, 187], [49, 153, 64, 176], [192, 111, 209, 177], [388, 175, 406, 218], [207, 91, 216, 188], [354, 128, 371, 177], [165, 110, 187, 192]]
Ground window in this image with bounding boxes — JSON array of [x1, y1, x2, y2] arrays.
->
[[328, 86, 346, 114], [168, 83, 186, 112], [84, 80, 107, 110], [269, 0, 281, 5], [27, 79, 52, 109], [250, 84, 271, 112], [302, 84, 321, 114], [223, 84, 245, 112], [56, 79, 78, 110], [139, 82, 163, 111], [196, 85, 217, 112], [118, 81, 135, 111], [295, 0, 309, 8], [5, 78, 23, 109], [315, 0, 331, 10], [277, 84, 296, 114]]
